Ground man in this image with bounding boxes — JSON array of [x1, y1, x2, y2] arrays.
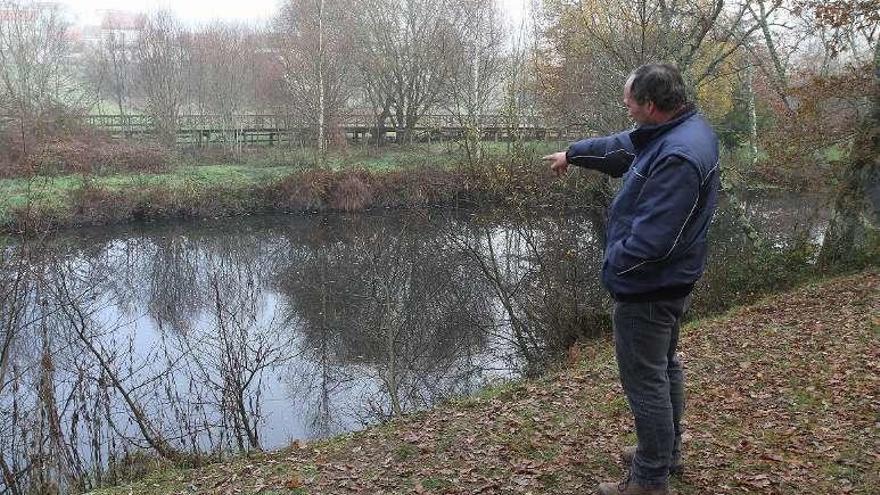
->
[[542, 63, 720, 495]]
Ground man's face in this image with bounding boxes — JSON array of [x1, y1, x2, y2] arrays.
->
[[623, 76, 654, 125]]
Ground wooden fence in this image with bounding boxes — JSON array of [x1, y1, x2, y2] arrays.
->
[[80, 113, 579, 146]]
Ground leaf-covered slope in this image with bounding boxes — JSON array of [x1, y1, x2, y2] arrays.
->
[[101, 270, 879, 495]]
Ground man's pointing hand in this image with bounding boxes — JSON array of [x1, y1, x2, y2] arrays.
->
[[542, 151, 568, 176]]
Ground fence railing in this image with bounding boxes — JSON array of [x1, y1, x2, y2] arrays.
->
[[81, 113, 558, 132], [0, 113, 580, 145]]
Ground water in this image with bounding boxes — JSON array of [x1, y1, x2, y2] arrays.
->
[[0, 191, 831, 487]]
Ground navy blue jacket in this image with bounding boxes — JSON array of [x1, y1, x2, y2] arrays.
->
[[566, 106, 720, 301]]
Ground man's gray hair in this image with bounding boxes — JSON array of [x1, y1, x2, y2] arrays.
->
[[629, 64, 688, 112]]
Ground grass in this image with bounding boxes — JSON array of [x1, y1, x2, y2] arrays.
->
[[1, 163, 297, 198], [2, 137, 847, 232], [0, 142, 562, 231], [822, 143, 850, 162], [168, 141, 565, 170]]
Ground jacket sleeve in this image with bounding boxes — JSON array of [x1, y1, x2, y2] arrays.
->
[[565, 131, 636, 178], [606, 156, 702, 275]]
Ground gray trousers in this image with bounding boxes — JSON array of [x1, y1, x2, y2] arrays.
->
[[612, 296, 689, 488]]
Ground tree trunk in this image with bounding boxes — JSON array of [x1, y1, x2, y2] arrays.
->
[[753, 0, 794, 112], [746, 63, 759, 169], [317, 0, 326, 162], [375, 106, 390, 147]]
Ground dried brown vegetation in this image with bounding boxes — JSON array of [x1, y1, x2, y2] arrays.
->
[[757, 63, 873, 189], [0, 112, 170, 178], [2, 159, 618, 233]]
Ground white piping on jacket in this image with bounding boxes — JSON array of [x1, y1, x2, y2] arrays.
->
[[702, 158, 720, 186], [615, 166, 702, 276], [567, 148, 636, 162]]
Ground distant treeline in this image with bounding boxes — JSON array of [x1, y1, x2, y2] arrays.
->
[[0, 0, 874, 176]]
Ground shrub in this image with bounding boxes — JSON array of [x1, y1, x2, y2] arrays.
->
[[267, 169, 335, 211], [330, 170, 375, 211], [0, 108, 171, 177], [375, 167, 465, 207]]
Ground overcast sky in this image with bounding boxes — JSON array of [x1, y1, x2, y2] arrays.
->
[[58, 0, 278, 26], [58, 0, 528, 28]]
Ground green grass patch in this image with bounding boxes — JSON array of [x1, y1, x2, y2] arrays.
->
[[596, 395, 629, 415], [470, 380, 520, 402], [199, 141, 566, 172], [0, 165, 292, 220], [419, 476, 454, 491], [394, 443, 418, 461], [822, 144, 849, 162], [785, 387, 825, 412], [0, 141, 573, 230]]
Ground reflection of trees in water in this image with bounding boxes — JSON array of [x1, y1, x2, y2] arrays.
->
[[143, 229, 276, 332], [164, 262, 294, 453], [272, 209, 612, 429], [0, 246, 61, 494], [447, 210, 609, 375], [127, 227, 295, 453], [0, 228, 295, 493], [739, 192, 828, 248], [147, 236, 204, 331], [275, 213, 494, 425], [78, 224, 286, 334], [0, 248, 189, 494]]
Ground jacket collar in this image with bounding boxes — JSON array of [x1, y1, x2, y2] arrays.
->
[[629, 104, 697, 151]]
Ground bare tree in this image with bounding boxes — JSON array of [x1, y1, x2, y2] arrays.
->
[[354, 0, 462, 144], [444, 0, 507, 163], [0, 242, 31, 495], [189, 22, 260, 154], [55, 287, 186, 463], [0, 0, 75, 156], [276, 0, 356, 157], [84, 25, 138, 125], [169, 273, 294, 452], [816, 2, 879, 264], [535, 0, 772, 133], [134, 11, 189, 147], [0, 0, 70, 113], [1, 246, 190, 492]]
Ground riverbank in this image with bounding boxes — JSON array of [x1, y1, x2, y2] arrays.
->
[[94, 269, 879, 495], [1, 143, 591, 234], [0, 142, 802, 236]]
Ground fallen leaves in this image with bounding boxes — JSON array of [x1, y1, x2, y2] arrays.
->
[[284, 474, 302, 489], [108, 270, 879, 495]]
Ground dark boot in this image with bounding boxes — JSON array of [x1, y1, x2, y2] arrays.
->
[[597, 476, 669, 495], [622, 446, 684, 476]]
